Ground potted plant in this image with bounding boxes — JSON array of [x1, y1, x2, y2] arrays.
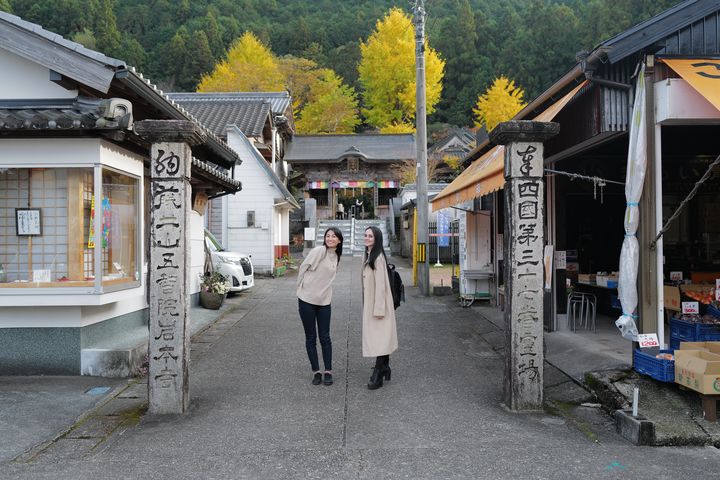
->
[[274, 257, 287, 277], [199, 270, 230, 310]]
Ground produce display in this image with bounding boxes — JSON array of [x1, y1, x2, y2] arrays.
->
[[683, 288, 717, 306], [676, 313, 720, 324]]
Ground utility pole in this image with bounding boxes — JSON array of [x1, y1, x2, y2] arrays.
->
[[414, 0, 429, 296]]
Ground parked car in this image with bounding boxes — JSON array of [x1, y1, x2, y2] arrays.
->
[[204, 229, 254, 293]]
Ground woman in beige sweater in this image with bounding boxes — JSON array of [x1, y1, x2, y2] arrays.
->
[[296, 227, 343, 386], [361, 226, 398, 390]]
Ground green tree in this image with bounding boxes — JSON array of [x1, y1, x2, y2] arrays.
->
[[295, 70, 359, 134], [473, 76, 526, 131], [184, 31, 214, 90], [118, 34, 147, 70], [94, 0, 121, 56], [71, 28, 96, 50], [433, 0, 494, 126], [0, 0, 11, 12], [197, 31, 284, 92], [157, 29, 188, 91], [358, 8, 445, 132], [201, 11, 224, 59]]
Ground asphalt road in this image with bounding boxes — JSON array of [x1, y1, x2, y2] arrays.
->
[[3, 256, 720, 479]]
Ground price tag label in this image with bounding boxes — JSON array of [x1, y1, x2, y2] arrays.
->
[[716, 279, 720, 302], [670, 271, 683, 282], [682, 301, 699, 315], [637, 333, 659, 348]]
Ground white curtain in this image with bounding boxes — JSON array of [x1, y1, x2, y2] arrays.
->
[[615, 63, 646, 341]]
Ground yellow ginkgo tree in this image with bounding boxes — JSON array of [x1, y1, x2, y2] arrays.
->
[[197, 31, 284, 92], [473, 76, 527, 131], [358, 8, 445, 133], [295, 70, 360, 134]]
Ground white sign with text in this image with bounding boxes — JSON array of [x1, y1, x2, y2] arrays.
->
[[637, 333, 660, 349], [682, 301, 700, 315]]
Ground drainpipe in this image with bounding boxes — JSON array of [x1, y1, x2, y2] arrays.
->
[[271, 127, 277, 176]]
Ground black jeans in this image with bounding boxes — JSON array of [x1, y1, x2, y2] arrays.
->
[[298, 299, 332, 371]]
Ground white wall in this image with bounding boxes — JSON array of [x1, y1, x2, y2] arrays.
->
[[189, 210, 205, 295], [0, 49, 77, 99], [225, 130, 281, 275]]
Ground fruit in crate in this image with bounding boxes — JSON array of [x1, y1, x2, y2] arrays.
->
[[684, 289, 715, 304]]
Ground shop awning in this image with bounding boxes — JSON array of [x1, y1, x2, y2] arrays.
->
[[661, 58, 720, 112], [431, 82, 586, 211]]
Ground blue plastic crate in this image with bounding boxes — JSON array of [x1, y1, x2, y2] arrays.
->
[[670, 333, 720, 350], [670, 316, 720, 342], [633, 348, 675, 382], [707, 304, 720, 319]]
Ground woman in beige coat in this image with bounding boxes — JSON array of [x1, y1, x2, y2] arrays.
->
[[361, 226, 398, 390]]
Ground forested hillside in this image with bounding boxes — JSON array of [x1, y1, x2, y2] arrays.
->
[[4, 0, 680, 127]]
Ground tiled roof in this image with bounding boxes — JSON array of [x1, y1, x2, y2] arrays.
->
[[0, 12, 240, 171], [285, 134, 416, 163], [169, 92, 292, 116], [166, 94, 271, 137], [0, 97, 130, 130], [191, 157, 241, 190]]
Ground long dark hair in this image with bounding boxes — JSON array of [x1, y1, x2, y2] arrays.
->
[[364, 226, 386, 270], [323, 227, 343, 264]]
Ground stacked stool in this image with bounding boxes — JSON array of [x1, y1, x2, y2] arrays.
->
[[567, 292, 597, 333]]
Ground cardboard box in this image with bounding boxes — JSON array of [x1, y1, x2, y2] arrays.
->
[[578, 274, 595, 284], [664, 285, 681, 311], [674, 350, 720, 394], [678, 341, 720, 355]]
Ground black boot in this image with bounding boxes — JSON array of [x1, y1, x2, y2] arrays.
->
[[382, 356, 391, 382], [367, 367, 384, 390]]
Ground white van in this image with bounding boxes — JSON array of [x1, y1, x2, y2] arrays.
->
[[204, 229, 254, 293]]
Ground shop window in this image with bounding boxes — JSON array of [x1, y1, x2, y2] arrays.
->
[[100, 168, 139, 289], [0, 167, 140, 292]]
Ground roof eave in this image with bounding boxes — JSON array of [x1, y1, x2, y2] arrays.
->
[[115, 70, 240, 169]]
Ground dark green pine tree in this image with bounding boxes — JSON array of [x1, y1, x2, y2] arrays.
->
[[93, 0, 122, 56], [432, 0, 493, 126], [157, 29, 189, 91], [202, 11, 224, 59], [182, 30, 215, 91], [0, 0, 11, 13]]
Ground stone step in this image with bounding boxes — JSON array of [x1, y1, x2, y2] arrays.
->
[[80, 301, 234, 378]]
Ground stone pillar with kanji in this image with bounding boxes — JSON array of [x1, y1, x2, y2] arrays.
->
[[135, 120, 203, 414], [490, 120, 559, 412]]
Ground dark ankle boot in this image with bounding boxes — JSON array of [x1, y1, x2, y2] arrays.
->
[[367, 367, 384, 390], [382, 357, 391, 381]]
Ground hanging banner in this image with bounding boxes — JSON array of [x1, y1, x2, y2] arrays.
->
[[88, 197, 111, 249], [437, 211, 450, 247]]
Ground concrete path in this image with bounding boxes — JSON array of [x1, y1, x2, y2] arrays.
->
[[3, 256, 720, 479]]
